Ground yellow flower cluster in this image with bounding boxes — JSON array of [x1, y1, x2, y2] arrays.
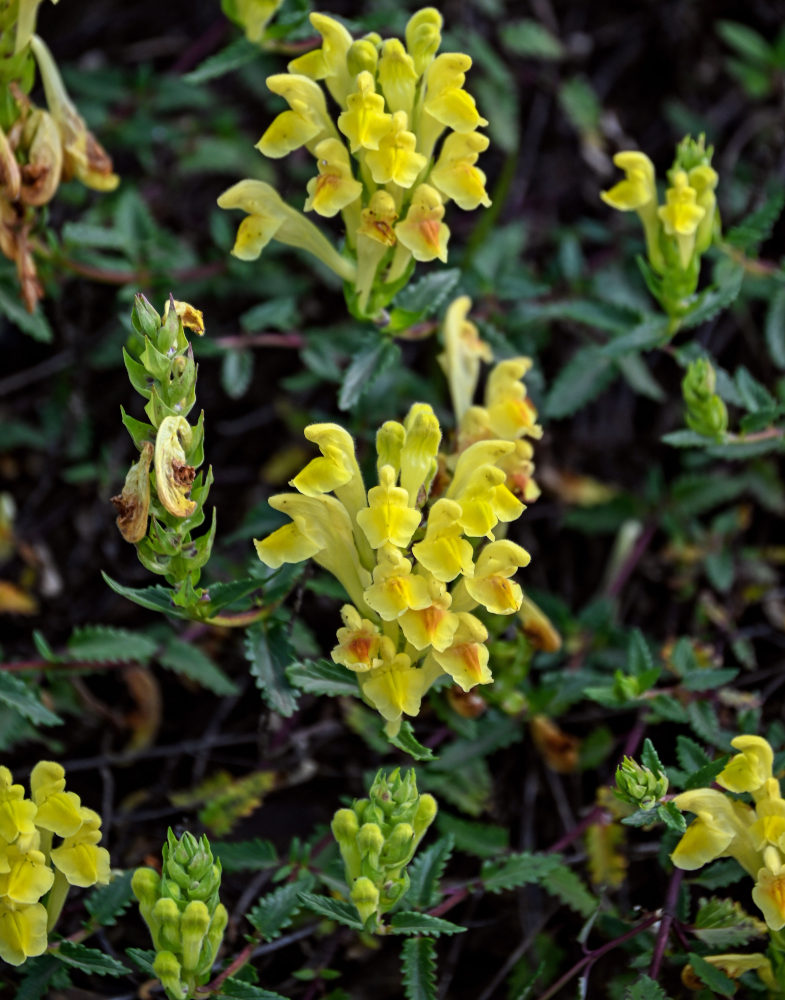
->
[[671, 736, 785, 932], [0, 1, 118, 310], [600, 136, 719, 319], [255, 316, 540, 736], [218, 8, 491, 317], [0, 761, 110, 966]]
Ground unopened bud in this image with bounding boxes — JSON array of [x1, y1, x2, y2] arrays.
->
[[615, 756, 668, 810], [405, 7, 442, 75], [180, 900, 210, 973], [381, 822, 415, 866], [412, 793, 437, 840], [347, 38, 379, 76], [350, 876, 380, 924], [152, 897, 181, 953], [152, 950, 183, 1000], [376, 421, 405, 476]]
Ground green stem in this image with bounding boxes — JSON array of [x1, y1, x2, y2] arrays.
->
[[46, 869, 71, 933]]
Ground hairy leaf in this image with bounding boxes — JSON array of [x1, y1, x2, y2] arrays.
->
[[286, 658, 359, 697], [401, 936, 437, 1000], [247, 875, 314, 940], [213, 838, 278, 872], [52, 941, 129, 976], [85, 870, 134, 927], [298, 891, 364, 929], [406, 836, 455, 908], [245, 620, 300, 717], [159, 635, 238, 695], [0, 673, 62, 727], [389, 912, 465, 936]]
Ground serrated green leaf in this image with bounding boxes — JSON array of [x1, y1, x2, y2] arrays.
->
[[481, 852, 557, 893], [693, 896, 767, 949], [435, 713, 522, 770], [539, 862, 598, 917], [686, 952, 736, 997], [679, 266, 744, 330], [401, 936, 437, 1000], [628, 630, 653, 676], [675, 735, 709, 773], [213, 838, 278, 872], [0, 281, 52, 342], [388, 721, 435, 760], [684, 755, 731, 791], [601, 316, 669, 359], [15, 955, 64, 1000], [0, 673, 62, 727], [766, 286, 785, 369], [66, 625, 158, 663], [544, 345, 616, 419], [706, 437, 785, 460], [420, 758, 491, 817], [125, 947, 157, 974], [244, 620, 300, 717], [247, 874, 314, 940], [218, 979, 290, 1000], [735, 365, 775, 412], [691, 858, 746, 889], [52, 941, 129, 976], [338, 338, 401, 411], [159, 635, 238, 695], [640, 738, 665, 776], [683, 667, 739, 691], [687, 700, 731, 749], [406, 837, 454, 909], [625, 974, 672, 1000], [724, 186, 785, 252], [395, 269, 461, 316], [616, 353, 665, 401], [558, 75, 601, 132], [101, 572, 193, 620], [204, 576, 265, 615], [286, 658, 359, 697], [183, 36, 259, 83], [389, 912, 465, 936], [669, 472, 748, 518], [656, 801, 686, 834], [298, 891, 364, 929], [84, 870, 134, 927], [661, 429, 715, 448]]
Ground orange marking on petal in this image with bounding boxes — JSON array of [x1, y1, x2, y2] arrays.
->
[[419, 219, 442, 251]]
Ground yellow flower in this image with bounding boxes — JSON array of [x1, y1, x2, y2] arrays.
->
[[363, 544, 432, 620], [378, 39, 419, 117], [357, 191, 399, 247], [358, 653, 441, 726], [658, 170, 705, 269], [365, 111, 427, 189], [437, 296, 493, 424], [430, 131, 491, 210], [288, 12, 354, 107], [257, 74, 335, 158], [29, 761, 83, 838], [337, 72, 393, 153], [111, 441, 153, 544], [154, 416, 197, 518], [400, 404, 441, 508], [398, 576, 458, 651], [670, 788, 758, 875], [412, 498, 474, 583], [304, 138, 363, 217], [49, 808, 111, 887], [463, 539, 530, 615], [497, 441, 541, 504], [290, 422, 366, 519], [430, 613, 492, 691], [752, 864, 785, 931], [683, 953, 775, 991], [356, 466, 422, 550], [0, 900, 48, 966], [331, 605, 384, 672], [600, 151, 656, 212], [0, 845, 54, 905], [423, 53, 487, 133], [717, 735, 774, 797], [448, 461, 524, 538], [405, 7, 442, 76], [0, 768, 37, 845], [224, 0, 283, 44], [485, 359, 542, 440], [395, 184, 449, 263]]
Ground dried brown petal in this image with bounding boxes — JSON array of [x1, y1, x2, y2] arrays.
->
[[154, 417, 196, 517], [111, 441, 153, 543], [19, 109, 62, 206], [0, 127, 21, 202]]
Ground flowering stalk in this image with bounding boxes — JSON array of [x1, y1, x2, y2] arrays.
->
[[331, 768, 436, 929], [601, 134, 720, 326], [255, 301, 542, 739], [0, 761, 110, 966], [218, 7, 492, 322], [112, 295, 216, 611]]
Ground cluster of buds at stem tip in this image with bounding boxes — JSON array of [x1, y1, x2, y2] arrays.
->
[[669, 735, 785, 936], [112, 296, 216, 611], [255, 299, 543, 739], [331, 768, 437, 929], [601, 134, 720, 322], [218, 8, 491, 321], [682, 357, 728, 440], [0, 761, 110, 967], [132, 830, 228, 1000], [614, 756, 669, 812], [0, 0, 118, 311]]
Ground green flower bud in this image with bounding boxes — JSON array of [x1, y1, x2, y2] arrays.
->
[[180, 900, 210, 973], [380, 871, 410, 911], [331, 808, 359, 844], [381, 822, 414, 866], [133, 294, 162, 339], [152, 950, 184, 1000], [683, 359, 727, 439], [132, 866, 161, 929], [357, 822, 384, 858], [347, 38, 379, 76], [350, 876, 380, 925], [672, 132, 713, 174], [152, 897, 182, 953], [196, 902, 228, 978], [412, 793, 437, 841], [376, 422, 405, 477], [615, 756, 669, 810]]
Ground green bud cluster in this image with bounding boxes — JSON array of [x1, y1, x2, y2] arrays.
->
[[614, 756, 669, 811], [682, 358, 728, 440], [113, 295, 215, 610], [132, 830, 227, 1000], [331, 769, 437, 928]]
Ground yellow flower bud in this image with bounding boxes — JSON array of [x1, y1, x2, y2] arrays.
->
[[350, 876, 380, 924], [657, 170, 705, 269], [378, 39, 418, 117], [437, 295, 493, 423], [405, 7, 443, 76]]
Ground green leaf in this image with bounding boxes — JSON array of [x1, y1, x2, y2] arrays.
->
[[724, 186, 785, 252], [203, 576, 265, 615], [693, 896, 767, 949], [420, 758, 491, 816], [481, 852, 596, 916], [125, 947, 157, 975], [218, 980, 290, 1000], [705, 437, 785, 460], [656, 801, 686, 834], [213, 838, 278, 872], [661, 429, 715, 448], [600, 316, 669, 359], [66, 624, 158, 663], [247, 874, 315, 940], [406, 836, 454, 909], [401, 936, 437, 1000], [0, 281, 52, 342], [388, 721, 435, 761], [183, 36, 260, 83], [389, 912, 465, 936], [684, 756, 731, 791], [628, 629, 654, 676], [683, 667, 739, 691], [679, 265, 744, 330], [244, 620, 300, 717], [716, 20, 772, 63], [221, 348, 254, 400], [765, 286, 785, 369], [394, 269, 461, 316], [687, 701, 731, 748], [691, 858, 746, 889], [159, 635, 238, 695], [15, 955, 64, 1000], [298, 892, 364, 930], [0, 673, 62, 726], [735, 365, 776, 412], [544, 345, 616, 419], [625, 974, 672, 1000], [52, 941, 129, 976], [338, 337, 401, 410], [675, 735, 709, 773], [286, 658, 359, 698], [640, 738, 665, 776], [538, 862, 598, 918], [558, 75, 601, 133], [500, 19, 563, 59], [669, 472, 749, 518], [616, 353, 665, 401], [686, 952, 736, 997], [101, 572, 194, 620], [84, 870, 134, 927], [435, 713, 523, 770]]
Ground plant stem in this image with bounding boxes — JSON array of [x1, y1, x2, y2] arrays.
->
[[649, 868, 683, 978], [46, 869, 71, 933]]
